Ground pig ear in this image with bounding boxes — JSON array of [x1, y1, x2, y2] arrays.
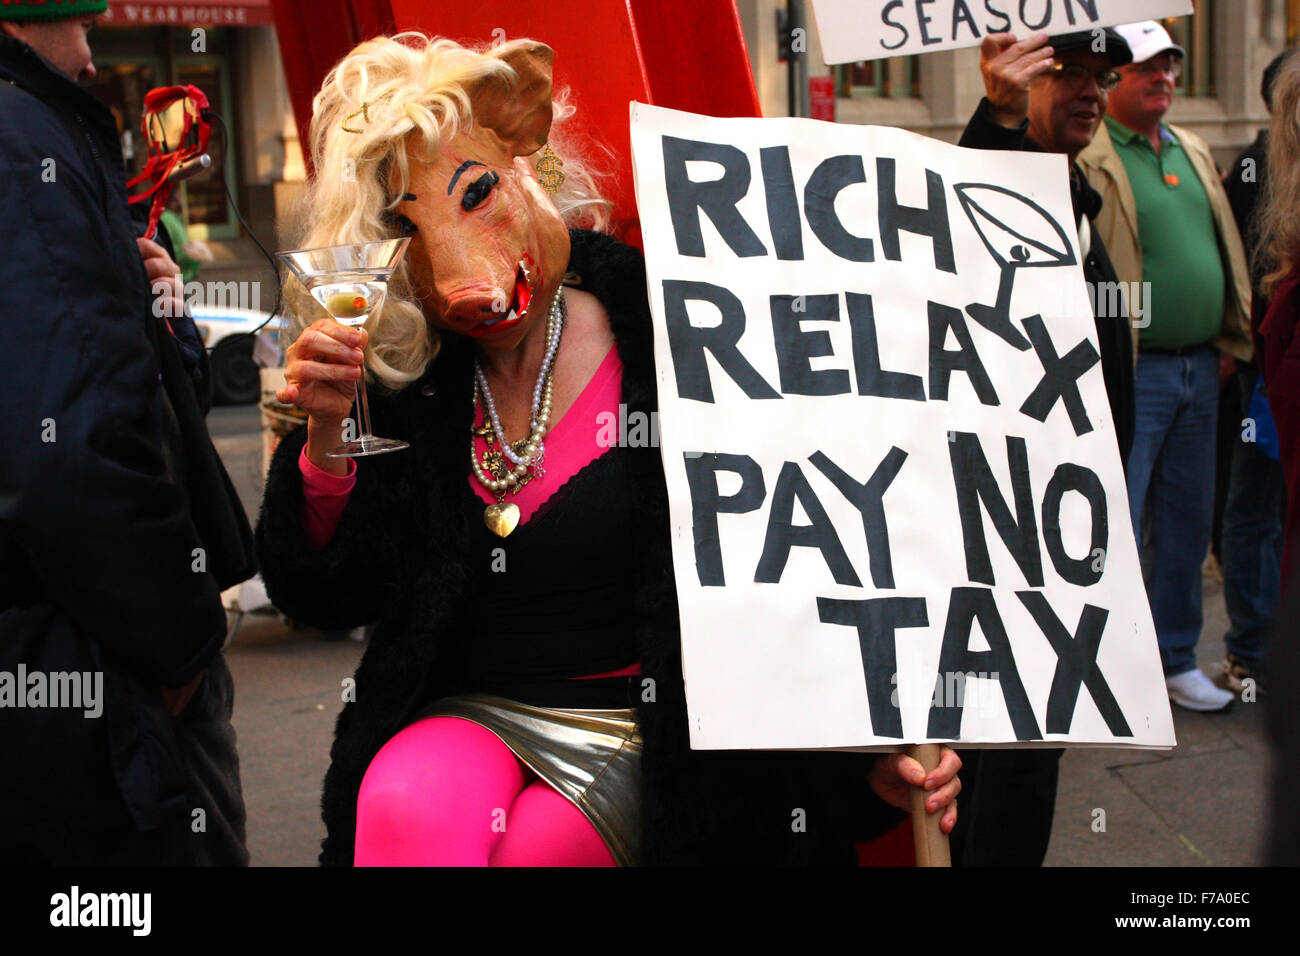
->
[[472, 40, 556, 157]]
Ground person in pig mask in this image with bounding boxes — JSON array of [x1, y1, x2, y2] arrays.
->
[[256, 33, 960, 866]]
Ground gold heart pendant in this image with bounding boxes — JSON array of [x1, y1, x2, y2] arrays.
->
[[484, 502, 521, 537]]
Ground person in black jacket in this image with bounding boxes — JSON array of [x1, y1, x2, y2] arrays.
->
[[0, 5, 256, 865], [257, 34, 959, 866], [952, 28, 1136, 867]]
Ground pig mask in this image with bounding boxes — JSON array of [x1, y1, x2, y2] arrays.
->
[[391, 42, 570, 348]]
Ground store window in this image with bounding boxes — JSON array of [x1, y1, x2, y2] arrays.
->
[[1161, 5, 1215, 98], [835, 57, 920, 98]]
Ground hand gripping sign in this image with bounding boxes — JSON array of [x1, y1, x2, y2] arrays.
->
[[629, 103, 1175, 754]]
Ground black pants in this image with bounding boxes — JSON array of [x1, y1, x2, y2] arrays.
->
[[949, 748, 1063, 867], [1, 653, 248, 866]]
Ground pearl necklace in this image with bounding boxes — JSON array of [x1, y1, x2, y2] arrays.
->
[[469, 290, 565, 529]]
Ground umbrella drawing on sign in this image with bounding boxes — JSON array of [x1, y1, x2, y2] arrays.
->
[[954, 183, 1078, 352]]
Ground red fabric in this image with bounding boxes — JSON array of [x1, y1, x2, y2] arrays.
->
[[272, 0, 759, 238], [856, 820, 917, 867], [572, 662, 642, 680], [1258, 270, 1300, 586]]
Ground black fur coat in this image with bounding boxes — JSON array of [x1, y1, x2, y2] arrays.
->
[[256, 229, 904, 865]]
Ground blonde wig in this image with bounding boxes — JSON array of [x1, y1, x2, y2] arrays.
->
[[1260, 53, 1300, 297], [288, 33, 613, 391]]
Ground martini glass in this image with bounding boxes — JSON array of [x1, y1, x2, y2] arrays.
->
[[278, 237, 411, 457]]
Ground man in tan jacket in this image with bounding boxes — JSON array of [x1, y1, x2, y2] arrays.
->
[[1078, 21, 1253, 713]]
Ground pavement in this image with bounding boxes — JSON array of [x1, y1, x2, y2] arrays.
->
[[1044, 584, 1270, 867], [207, 404, 1274, 867]]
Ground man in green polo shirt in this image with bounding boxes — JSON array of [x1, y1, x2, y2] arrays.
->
[[1104, 118, 1225, 350], [1079, 21, 1254, 713]]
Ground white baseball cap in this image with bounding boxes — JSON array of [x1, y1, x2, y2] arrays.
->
[[1115, 20, 1187, 64]]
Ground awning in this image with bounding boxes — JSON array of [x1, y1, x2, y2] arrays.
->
[[100, 1, 274, 28]]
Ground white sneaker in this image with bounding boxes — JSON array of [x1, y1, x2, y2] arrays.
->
[[1166, 669, 1234, 712]]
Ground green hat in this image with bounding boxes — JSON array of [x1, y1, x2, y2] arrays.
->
[[0, 1, 108, 21]]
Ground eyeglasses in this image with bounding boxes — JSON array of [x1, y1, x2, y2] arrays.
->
[[1129, 57, 1185, 80], [1046, 63, 1122, 93]]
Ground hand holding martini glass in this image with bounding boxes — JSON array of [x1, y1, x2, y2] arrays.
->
[[278, 237, 411, 457]]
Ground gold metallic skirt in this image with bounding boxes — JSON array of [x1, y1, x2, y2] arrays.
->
[[417, 693, 642, 866]]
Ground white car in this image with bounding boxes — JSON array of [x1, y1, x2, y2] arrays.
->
[[189, 304, 285, 405]]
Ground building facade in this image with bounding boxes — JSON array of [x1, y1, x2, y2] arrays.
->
[[740, 0, 1293, 166], [85, 2, 1287, 273]]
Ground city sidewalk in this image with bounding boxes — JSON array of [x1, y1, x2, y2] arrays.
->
[[211, 406, 1272, 867], [1044, 581, 1269, 867]]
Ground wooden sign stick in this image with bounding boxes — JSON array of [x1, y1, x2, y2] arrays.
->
[[907, 743, 952, 867]]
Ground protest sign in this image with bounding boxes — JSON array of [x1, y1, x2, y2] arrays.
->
[[628, 102, 1177, 752], [809, 0, 1194, 64]]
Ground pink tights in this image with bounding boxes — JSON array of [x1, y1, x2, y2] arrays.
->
[[354, 716, 617, 866]]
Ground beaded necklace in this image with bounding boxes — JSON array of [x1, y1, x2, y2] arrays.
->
[[470, 289, 565, 537]]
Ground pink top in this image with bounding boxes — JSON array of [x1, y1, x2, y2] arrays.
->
[[299, 452, 357, 550], [469, 344, 624, 522], [297, 346, 640, 680]]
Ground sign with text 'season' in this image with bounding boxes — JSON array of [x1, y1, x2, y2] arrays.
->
[[629, 102, 1176, 751], [809, 0, 1194, 64]]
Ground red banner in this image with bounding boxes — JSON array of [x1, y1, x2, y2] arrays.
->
[[269, 0, 760, 243], [100, 1, 273, 27]]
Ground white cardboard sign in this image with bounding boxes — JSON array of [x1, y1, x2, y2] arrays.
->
[[809, 0, 1194, 64], [629, 102, 1176, 752]]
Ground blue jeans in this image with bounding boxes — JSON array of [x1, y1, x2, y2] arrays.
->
[[1127, 348, 1219, 677], [1221, 368, 1287, 666]]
